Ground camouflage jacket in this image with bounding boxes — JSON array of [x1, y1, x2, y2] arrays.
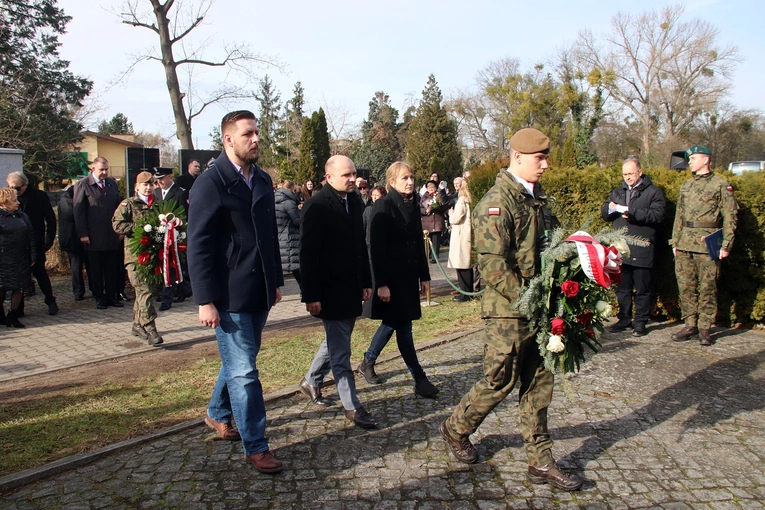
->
[[671, 172, 737, 253], [474, 169, 556, 322], [112, 195, 152, 265]]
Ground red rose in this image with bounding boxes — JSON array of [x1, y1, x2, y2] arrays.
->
[[551, 317, 566, 335], [177, 242, 187, 253], [137, 252, 150, 265], [561, 280, 579, 298], [158, 249, 164, 261], [140, 236, 150, 247], [586, 325, 595, 338], [155, 265, 162, 275], [577, 312, 594, 325]]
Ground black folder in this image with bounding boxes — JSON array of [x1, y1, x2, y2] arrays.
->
[[704, 229, 723, 260]]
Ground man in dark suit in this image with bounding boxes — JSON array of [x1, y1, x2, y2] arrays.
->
[[175, 159, 202, 192], [187, 110, 285, 474], [6, 172, 58, 315], [153, 167, 191, 310], [298, 155, 377, 428], [73, 157, 124, 310]]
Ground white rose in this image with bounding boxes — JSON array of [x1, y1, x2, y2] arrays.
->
[[613, 239, 630, 258], [547, 335, 565, 353], [180, 232, 187, 240], [143, 224, 152, 232], [595, 300, 613, 317], [157, 225, 166, 234]]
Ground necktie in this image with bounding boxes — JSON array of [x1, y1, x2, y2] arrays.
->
[[98, 181, 105, 193], [343, 196, 349, 213]]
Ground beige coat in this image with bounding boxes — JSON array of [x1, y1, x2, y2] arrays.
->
[[448, 196, 472, 269]]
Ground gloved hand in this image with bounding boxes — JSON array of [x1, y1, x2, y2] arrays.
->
[[537, 234, 552, 256]]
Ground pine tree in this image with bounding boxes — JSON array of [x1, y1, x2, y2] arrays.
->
[[354, 91, 403, 183], [0, 0, 93, 183], [281, 81, 305, 179], [209, 126, 223, 151], [297, 109, 331, 184], [254, 75, 283, 169], [98, 113, 134, 135], [405, 75, 462, 183]]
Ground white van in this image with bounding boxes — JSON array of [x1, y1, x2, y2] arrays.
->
[[728, 161, 765, 175]]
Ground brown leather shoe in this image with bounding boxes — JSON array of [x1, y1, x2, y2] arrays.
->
[[671, 326, 698, 342], [439, 420, 478, 464], [245, 450, 284, 473], [344, 406, 378, 428], [699, 329, 714, 346], [298, 378, 331, 406], [527, 462, 583, 491], [204, 415, 241, 440], [146, 329, 164, 346]]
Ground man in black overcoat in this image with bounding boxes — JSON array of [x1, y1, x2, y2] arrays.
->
[[73, 157, 124, 310], [601, 158, 666, 336], [6, 172, 58, 315], [298, 155, 377, 428]]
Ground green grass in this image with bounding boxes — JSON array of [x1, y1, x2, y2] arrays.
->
[[0, 298, 480, 476]]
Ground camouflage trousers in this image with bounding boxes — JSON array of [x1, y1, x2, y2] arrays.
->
[[446, 318, 554, 466], [674, 250, 719, 330], [127, 265, 159, 331]]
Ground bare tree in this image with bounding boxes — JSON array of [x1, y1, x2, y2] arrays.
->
[[134, 130, 179, 168], [574, 4, 741, 162], [116, 0, 281, 149]]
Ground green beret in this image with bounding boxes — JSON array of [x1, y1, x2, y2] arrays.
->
[[685, 145, 712, 160], [509, 128, 550, 154], [136, 171, 155, 184]]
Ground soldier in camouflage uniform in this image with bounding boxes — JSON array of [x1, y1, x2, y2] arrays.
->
[[438, 128, 582, 492], [112, 171, 164, 346], [671, 145, 737, 346]]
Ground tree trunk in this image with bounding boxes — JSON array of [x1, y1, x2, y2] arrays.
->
[[152, 0, 194, 150]]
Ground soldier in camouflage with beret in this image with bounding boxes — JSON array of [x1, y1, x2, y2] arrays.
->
[[671, 145, 737, 346], [112, 171, 164, 347], [438, 128, 582, 492]]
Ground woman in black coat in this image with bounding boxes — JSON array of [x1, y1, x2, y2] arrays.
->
[[357, 162, 439, 398], [274, 181, 301, 287], [0, 187, 35, 327]]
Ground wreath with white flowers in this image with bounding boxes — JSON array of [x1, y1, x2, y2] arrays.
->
[[128, 199, 188, 286]]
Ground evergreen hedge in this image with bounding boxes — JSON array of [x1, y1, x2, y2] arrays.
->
[[468, 163, 765, 324]]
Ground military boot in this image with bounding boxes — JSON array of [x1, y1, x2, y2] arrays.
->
[[699, 329, 714, 346], [671, 326, 698, 342]]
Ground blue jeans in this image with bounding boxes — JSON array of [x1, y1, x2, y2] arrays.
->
[[305, 317, 361, 411], [208, 310, 269, 456], [364, 320, 424, 380]]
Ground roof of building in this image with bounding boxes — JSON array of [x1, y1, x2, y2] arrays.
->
[[81, 130, 144, 148]]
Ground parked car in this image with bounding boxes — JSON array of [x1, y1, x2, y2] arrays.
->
[[728, 161, 765, 175]]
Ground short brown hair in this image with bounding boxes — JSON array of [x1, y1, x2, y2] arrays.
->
[[385, 161, 414, 191], [221, 110, 256, 135], [93, 156, 109, 166]]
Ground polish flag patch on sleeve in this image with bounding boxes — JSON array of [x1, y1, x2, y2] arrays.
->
[[488, 207, 501, 216]]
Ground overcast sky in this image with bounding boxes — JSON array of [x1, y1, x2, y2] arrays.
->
[[58, 0, 764, 151]]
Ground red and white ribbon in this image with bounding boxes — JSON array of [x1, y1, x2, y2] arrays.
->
[[565, 231, 622, 289], [159, 213, 183, 286]]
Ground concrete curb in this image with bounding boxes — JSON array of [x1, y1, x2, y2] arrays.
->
[[0, 325, 483, 494]]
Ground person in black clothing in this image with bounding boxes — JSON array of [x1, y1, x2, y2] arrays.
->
[[601, 158, 666, 336], [58, 186, 91, 300], [175, 159, 202, 191], [6, 172, 58, 315]]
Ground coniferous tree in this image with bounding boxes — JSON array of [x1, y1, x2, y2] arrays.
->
[[297, 109, 331, 184], [354, 91, 403, 183], [254, 75, 283, 169], [281, 81, 305, 179], [314, 108, 331, 173], [0, 0, 93, 183], [405, 75, 462, 183], [209, 126, 223, 151], [98, 113, 134, 135]]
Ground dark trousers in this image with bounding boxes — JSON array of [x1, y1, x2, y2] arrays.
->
[[457, 268, 474, 295], [616, 264, 652, 324], [67, 249, 91, 298], [160, 266, 192, 306], [429, 231, 443, 261], [30, 250, 54, 302], [88, 249, 120, 301]]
